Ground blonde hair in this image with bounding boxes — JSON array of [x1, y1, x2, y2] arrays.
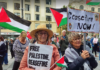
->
[[68, 33, 81, 43], [20, 31, 27, 37]]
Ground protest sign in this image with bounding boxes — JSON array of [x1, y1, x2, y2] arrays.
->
[[27, 44, 53, 70], [68, 8, 99, 33], [93, 38, 98, 44]]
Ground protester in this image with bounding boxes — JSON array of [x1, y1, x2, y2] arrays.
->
[[0, 36, 6, 70], [2, 39, 8, 65], [12, 31, 29, 70], [9, 38, 14, 59], [86, 36, 91, 48], [53, 38, 61, 57], [19, 24, 61, 70], [59, 30, 69, 56], [64, 33, 98, 70], [52, 33, 59, 42], [90, 34, 99, 57]]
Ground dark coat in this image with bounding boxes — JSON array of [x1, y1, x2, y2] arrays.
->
[[59, 35, 69, 51], [9, 42, 13, 51], [64, 44, 98, 70], [0, 43, 6, 57], [4, 41, 8, 53]]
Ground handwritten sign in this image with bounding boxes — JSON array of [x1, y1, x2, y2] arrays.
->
[[68, 8, 99, 33], [27, 44, 53, 70], [93, 38, 98, 44]]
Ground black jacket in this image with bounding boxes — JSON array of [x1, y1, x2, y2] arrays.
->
[[0, 43, 6, 57], [64, 44, 98, 70], [5, 41, 8, 53]]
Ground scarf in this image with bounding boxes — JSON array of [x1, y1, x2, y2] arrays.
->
[[65, 44, 92, 70]]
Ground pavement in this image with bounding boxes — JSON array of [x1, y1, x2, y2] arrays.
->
[[2, 49, 100, 70]]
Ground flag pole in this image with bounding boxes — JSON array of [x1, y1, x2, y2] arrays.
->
[[83, 33, 86, 50], [21, 0, 24, 19], [50, 55, 65, 69]]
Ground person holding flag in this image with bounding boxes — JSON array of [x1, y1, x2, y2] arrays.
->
[[19, 24, 61, 70], [64, 33, 98, 70]]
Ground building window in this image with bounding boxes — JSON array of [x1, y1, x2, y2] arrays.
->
[[14, 13, 20, 17], [79, 5, 84, 10], [98, 8, 100, 12], [25, 14, 31, 20], [46, 16, 51, 21], [25, 0, 30, 2], [25, 4, 30, 11], [46, 24, 52, 30], [0, 2, 7, 9], [35, 23, 40, 29], [36, 14, 40, 21], [35, 0, 40, 3], [46, 0, 51, 5], [46, 7, 51, 13], [35, 5, 39, 12], [91, 7, 95, 11], [14, 3, 20, 10]]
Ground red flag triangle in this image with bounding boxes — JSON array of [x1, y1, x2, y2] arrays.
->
[[50, 8, 63, 27], [0, 7, 11, 22], [57, 56, 64, 64], [86, 0, 92, 4], [27, 31, 32, 39]]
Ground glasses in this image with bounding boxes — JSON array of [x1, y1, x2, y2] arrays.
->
[[38, 32, 47, 36], [72, 38, 81, 42]]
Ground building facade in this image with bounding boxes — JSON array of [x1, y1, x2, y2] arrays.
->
[[0, 0, 57, 40]]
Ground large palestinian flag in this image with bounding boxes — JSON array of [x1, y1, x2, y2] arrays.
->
[[50, 8, 67, 27], [86, 0, 100, 5], [0, 7, 31, 33]]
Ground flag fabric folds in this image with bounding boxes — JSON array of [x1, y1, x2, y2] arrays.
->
[[50, 8, 67, 27], [0, 7, 31, 33]]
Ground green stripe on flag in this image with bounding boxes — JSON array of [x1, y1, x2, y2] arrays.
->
[[87, 2, 100, 5], [59, 17, 67, 27], [0, 22, 25, 33], [56, 63, 67, 68]]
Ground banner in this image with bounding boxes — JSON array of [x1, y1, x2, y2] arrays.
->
[[27, 44, 53, 70], [68, 8, 99, 33]]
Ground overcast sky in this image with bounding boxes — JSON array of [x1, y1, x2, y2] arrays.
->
[[56, 0, 69, 8]]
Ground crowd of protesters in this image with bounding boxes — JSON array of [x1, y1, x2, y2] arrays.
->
[[0, 24, 99, 70]]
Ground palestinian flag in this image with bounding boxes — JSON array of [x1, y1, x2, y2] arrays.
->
[[86, 0, 100, 5], [50, 8, 67, 27], [0, 7, 31, 33], [56, 56, 68, 68], [27, 31, 32, 39]]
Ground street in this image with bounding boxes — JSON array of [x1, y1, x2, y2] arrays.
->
[[2, 49, 100, 70]]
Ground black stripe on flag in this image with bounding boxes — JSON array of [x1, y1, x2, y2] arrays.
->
[[4, 8, 31, 26], [50, 8, 67, 12]]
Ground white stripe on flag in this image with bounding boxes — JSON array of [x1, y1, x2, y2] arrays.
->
[[91, 0, 100, 2], [60, 12, 67, 18], [7, 18, 29, 31]]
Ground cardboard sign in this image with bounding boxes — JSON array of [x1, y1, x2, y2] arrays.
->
[[68, 8, 99, 33], [93, 38, 98, 44], [27, 44, 53, 70]]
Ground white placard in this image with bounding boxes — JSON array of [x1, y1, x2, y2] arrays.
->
[[27, 44, 53, 70], [93, 38, 98, 44], [68, 8, 99, 33]]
